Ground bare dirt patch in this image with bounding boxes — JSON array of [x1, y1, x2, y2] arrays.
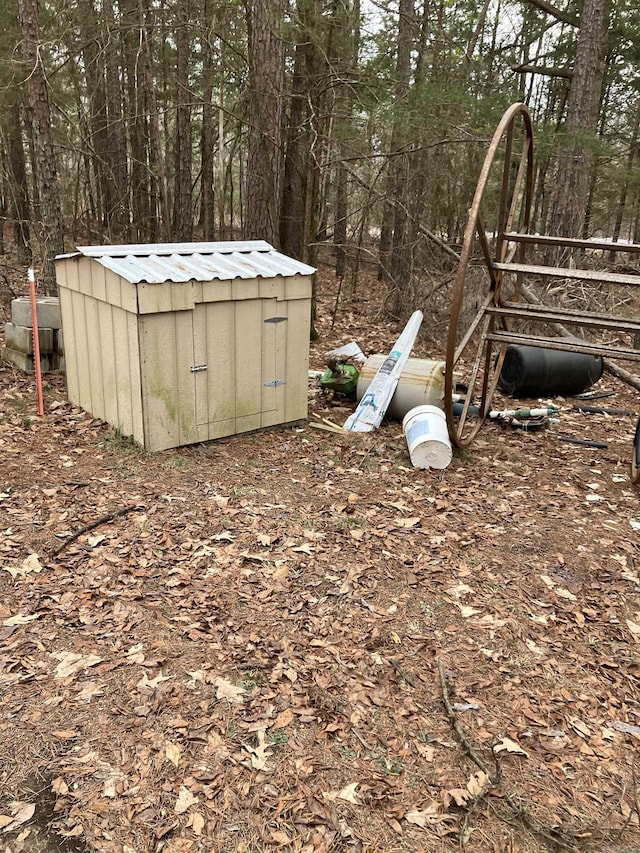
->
[[1, 267, 639, 852]]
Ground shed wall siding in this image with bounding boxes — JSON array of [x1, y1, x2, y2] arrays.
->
[[84, 295, 104, 417], [128, 313, 144, 445], [97, 300, 118, 428], [59, 281, 143, 443], [112, 307, 140, 440], [89, 257, 107, 302], [58, 286, 79, 404], [70, 289, 93, 415]]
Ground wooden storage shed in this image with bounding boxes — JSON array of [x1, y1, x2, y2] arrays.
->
[[55, 242, 315, 451]]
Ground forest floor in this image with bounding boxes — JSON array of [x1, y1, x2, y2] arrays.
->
[[1, 261, 640, 853]]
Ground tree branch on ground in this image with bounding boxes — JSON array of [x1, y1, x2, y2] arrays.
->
[[49, 504, 141, 558], [437, 658, 591, 851]]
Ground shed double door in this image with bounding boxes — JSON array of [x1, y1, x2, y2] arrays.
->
[[140, 298, 287, 450], [191, 298, 287, 442]]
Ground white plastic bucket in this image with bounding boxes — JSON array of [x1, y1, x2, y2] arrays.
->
[[402, 405, 452, 470]]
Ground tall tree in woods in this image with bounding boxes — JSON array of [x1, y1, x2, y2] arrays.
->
[[0, 0, 31, 263], [378, 0, 414, 317], [547, 0, 608, 239], [245, 0, 285, 245], [18, 0, 63, 293], [280, 0, 325, 262], [78, 0, 128, 239], [103, 0, 129, 236], [5, 96, 31, 264], [138, 0, 171, 241], [119, 0, 150, 241], [333, 0, 361, 279], [199, 0, 216, 240], [173, 0, 193, 240]]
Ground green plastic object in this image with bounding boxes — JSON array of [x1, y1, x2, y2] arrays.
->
[[321, 363, 359, 395]]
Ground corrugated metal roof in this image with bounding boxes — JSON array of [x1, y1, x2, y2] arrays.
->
[[67, 241, 316, 284]]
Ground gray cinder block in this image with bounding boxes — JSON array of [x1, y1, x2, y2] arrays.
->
[[11, 296, 62, 329], [51, 353, 65, 371], [4, 322, 54, 354], [1, 346, 52, 374]]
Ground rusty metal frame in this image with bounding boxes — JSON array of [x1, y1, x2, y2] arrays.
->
[[444, 102, 640, 466], [444, 102, 534, 447]]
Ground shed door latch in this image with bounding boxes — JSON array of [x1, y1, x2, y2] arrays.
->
[[190, 364, 208, 373], [264, 379, 286, 387]]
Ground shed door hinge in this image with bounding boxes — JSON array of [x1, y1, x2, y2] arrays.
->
[[264, 379, 286, 387], [190, 364, 208, 373], [264, 316, 288, 324]]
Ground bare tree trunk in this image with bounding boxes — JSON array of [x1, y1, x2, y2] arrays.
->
[[334, 0, 360, 279], [139, 0, 171, 242], [121, 0, 150, 241], [78, 0, 112, 237], [5, 97, 31, 264], [172, 0, 192, 240], [0, 145, 6, 255], [199, 0, 216, 239], [18, 0, 63, 293], [244, 0, 284, 246], [103, 0, 129, 237], [610, 101, 640, 255], [548, 0, 607, 241], [382, 0, 414, 315], [280, 40, 307, 258]]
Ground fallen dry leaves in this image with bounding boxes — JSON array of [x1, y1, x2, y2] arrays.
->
[[1, 270, 640, 853]]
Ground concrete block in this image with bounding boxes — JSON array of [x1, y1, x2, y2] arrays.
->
[[11, 296, 62, 329], [51, 353, 65, 372], [1, 346, 52, 374], [54, 328, 64, 355], [4, 322, 54, 355]]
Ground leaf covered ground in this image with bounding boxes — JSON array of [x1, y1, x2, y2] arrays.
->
[[1, 268, 640, 853]]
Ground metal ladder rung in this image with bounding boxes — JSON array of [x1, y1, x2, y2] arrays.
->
[[487, 302, 640, 333], [502, 232, 640, 254], [494, 261, 640, 287], [486, 330, 640, 362]]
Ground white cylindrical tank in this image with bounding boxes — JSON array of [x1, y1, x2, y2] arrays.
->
[[356, 354, 446, 420]]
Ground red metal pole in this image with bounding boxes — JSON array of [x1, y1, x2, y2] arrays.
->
[[28, 268, 44, 416]]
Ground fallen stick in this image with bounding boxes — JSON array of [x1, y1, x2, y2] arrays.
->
[[310, 422, 345, 435], [558, 436, 608, 449], [572, 391, 616, 400], [572, 404, 634, 416], [310, 413, 345, 433], [50, 505, 139, 558], [437, 659, 492, 777], [603, 358, 640, 393], [437, 658, 584, 850]]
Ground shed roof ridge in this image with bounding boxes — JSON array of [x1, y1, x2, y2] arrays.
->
[[75, 240, 275, 257]]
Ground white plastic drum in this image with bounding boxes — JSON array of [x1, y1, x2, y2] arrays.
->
[[402, 405, 452, 470]]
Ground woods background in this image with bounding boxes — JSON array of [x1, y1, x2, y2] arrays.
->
[[1, 0, 635, 313]]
